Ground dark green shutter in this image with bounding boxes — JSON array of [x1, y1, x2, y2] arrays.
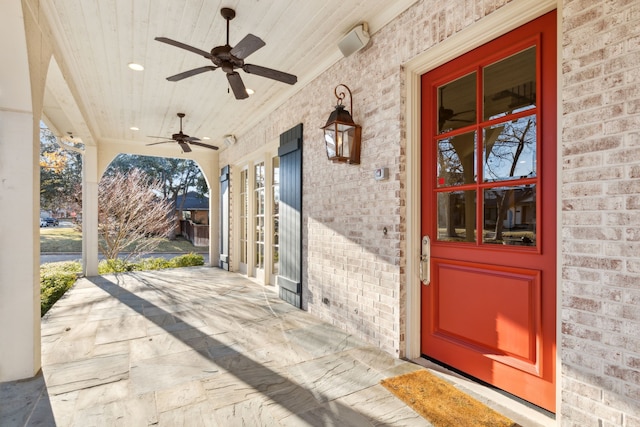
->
[[219, 165, 230, 271], [277, 124, 303, 307]]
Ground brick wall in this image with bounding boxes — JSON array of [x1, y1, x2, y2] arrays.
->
[[561, 0, 640, 425]]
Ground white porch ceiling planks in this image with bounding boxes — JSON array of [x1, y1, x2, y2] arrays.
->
[[37, 0, 418, 153]]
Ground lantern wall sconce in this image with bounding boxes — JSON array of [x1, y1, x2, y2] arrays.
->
[[321, 84, 362, 164]]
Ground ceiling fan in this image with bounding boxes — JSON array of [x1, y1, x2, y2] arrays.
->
[[147, 113, 218, 153], [155, 7, 297, 100], [438, 86, 475, 131]]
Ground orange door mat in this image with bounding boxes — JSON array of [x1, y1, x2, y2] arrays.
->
[[381, 369, 518, 427]]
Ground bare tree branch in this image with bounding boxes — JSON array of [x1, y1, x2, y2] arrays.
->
[[98, 169, 175, 260]]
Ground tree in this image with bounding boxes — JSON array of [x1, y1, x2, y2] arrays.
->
[[98, 169, 175, 260], [40, 127, 82, 215], [485, 117, 536, 241], [106, 155, 207, 203], [106, 155, 207, 238]]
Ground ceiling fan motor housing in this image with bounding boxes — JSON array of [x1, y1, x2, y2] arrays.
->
[[210, 45, 243, 72]]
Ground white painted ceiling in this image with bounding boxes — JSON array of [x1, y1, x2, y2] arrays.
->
[[39, 0, 417, 154]]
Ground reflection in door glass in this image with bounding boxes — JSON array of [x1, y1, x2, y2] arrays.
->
[[437, 132, 477, 187], [483, 185, 536, 246], [437, 190, 477, 242], [483, 115, 537, 182], [484, 47, 536, 121], [438, 73, 476, 133]]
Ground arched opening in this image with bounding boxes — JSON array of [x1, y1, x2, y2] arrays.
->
[[100, 153, 212, 256]]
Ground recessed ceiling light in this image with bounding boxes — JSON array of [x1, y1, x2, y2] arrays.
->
[[202, 136, 211, 140], [128, 63, 144, 71], [130, 127, 139, 131], [246, 88, 255, 95]]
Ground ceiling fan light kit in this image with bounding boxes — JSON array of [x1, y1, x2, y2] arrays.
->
[[223, 134, 237, 146], [155, 7, 298, 100]]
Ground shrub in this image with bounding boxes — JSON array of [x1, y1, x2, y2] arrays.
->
[[134, 257, 172, 271], [40, 261, 82, 316], [98, 258, 134, 274], [170, 253, 204, 268]]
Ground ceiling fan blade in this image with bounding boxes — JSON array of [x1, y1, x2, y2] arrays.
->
[[227, 72, 249, 99], [230, 34, 265, 59], [451, 109, 475, 117], [155, 37, 212, 59], [178, 142, 192, 152], [147, 135, 169, 139], [243, 64, 297, 85], [189, 141, 219, 150], [166, 66, 217, 82], [146, 141, 173, 146], [185, 136, 201, 142]]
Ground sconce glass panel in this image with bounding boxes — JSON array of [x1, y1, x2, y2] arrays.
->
[[325, 129, 336, 159]]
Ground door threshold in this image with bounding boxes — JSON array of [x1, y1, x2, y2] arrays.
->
[[410, 357, 556, 427]]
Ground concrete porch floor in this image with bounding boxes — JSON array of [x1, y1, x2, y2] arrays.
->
[[1, 267, 554, 426]]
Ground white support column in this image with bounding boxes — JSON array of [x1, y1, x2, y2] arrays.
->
[[0, 0, 44, 382], [82, 145, 99, 276], [0, 110, 41, 382]]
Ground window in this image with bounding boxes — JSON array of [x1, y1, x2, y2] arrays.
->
[[235, 149, 281, 283]]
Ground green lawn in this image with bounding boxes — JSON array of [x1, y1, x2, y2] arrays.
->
[[40, 227, 206, 253]]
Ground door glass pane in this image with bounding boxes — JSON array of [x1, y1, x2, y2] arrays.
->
[[254, 161, 265, 270], [484, 47, 536, 121], [241, 213, 247, 267], [240, 169, 248, 264], [438, 73, 476, 133], [255, 163, 265, 189], [255, 190, 265, 215], [437, 190, 477, 242], [437, 132, 477, 187], [255, 216, 264, 241], [483, 185, 536, 246], [256, 241, 264, 269], [483, 115, 537, 182]]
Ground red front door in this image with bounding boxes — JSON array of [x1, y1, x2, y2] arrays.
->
[[420, 11, 557, 412]]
